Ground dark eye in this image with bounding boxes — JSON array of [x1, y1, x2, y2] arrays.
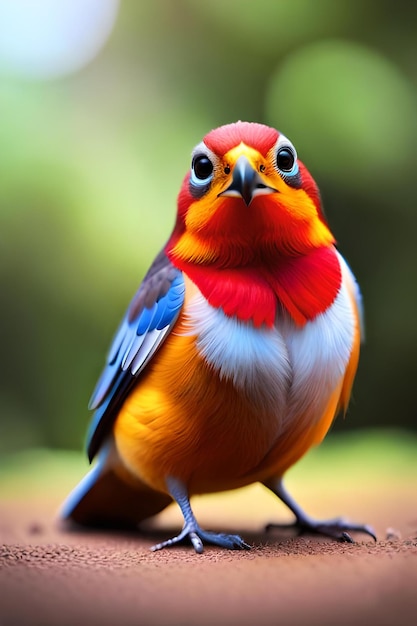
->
[[276, 148, 295, 172], [193, 155, 213, 180]]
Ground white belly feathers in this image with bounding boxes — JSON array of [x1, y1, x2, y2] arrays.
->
[[185, 293, 292, 412], [182, 275, 355, 429]]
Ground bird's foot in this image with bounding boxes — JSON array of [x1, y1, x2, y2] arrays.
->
[[150, 523, 251, 553], [263, 479, 377, 544], [266, 516, 377, 543], [155, 476, 251, 553]]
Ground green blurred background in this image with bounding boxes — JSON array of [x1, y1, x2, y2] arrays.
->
[[1, 0, 416, 455]]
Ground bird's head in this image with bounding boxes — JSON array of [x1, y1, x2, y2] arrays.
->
[[168, 121, 335, 268]]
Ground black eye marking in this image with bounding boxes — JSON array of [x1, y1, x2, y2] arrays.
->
[[193, 155, 214, 180], [259, 164, 266, 173], [224, 165, 231, 175], [276, 148, 295, 172]]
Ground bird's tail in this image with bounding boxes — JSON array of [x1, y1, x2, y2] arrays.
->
[[59, 441, 172, 528]]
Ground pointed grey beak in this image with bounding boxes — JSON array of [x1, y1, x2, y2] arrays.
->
[[219, 155, 276, 206]]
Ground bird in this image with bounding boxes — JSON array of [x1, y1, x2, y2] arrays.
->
[[61, 121, 376, 553]]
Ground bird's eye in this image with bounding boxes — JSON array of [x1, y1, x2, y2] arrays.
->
[[189, 150, 215, 196], [276, 148, 295, 173], [192, 155, 214, 181]]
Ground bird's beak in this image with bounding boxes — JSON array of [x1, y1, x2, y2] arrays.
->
[[219, 155, 276, 206]]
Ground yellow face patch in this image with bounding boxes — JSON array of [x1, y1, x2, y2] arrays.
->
[[172, 142, 334, 265], [184, 143, 270, 233]]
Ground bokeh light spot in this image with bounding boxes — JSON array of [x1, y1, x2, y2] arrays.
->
[[0, 0, 120, 79], [265, 40, 417, 187]]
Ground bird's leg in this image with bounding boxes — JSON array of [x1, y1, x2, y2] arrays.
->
[[150, 477, 251, 553], [263, 478, 377, 543]]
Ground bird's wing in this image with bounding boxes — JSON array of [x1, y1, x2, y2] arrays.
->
[[86, 249, 185, 462]]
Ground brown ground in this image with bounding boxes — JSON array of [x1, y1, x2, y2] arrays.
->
[[1, 442, 416, 626]]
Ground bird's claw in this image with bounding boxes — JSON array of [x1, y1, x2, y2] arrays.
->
[[150, 525, 251, 553], [266, 517, 377, 543], [155, 477, 251, 553], [150, 526, 199, 553]]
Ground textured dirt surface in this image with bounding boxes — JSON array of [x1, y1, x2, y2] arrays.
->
[[1, 478, 417, 626]]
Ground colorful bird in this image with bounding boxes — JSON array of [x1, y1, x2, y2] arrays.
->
[[61, 121, 375, 552]]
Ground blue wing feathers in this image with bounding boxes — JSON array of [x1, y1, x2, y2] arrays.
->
[[121, 334, 146, 371], [136, 303, 158, 335], [86, 253, 185, 462], [107, 321, 127, 366], [87, 369, 135, 460], [130, 329, 166, 375], [155, 275, 185, 329]]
